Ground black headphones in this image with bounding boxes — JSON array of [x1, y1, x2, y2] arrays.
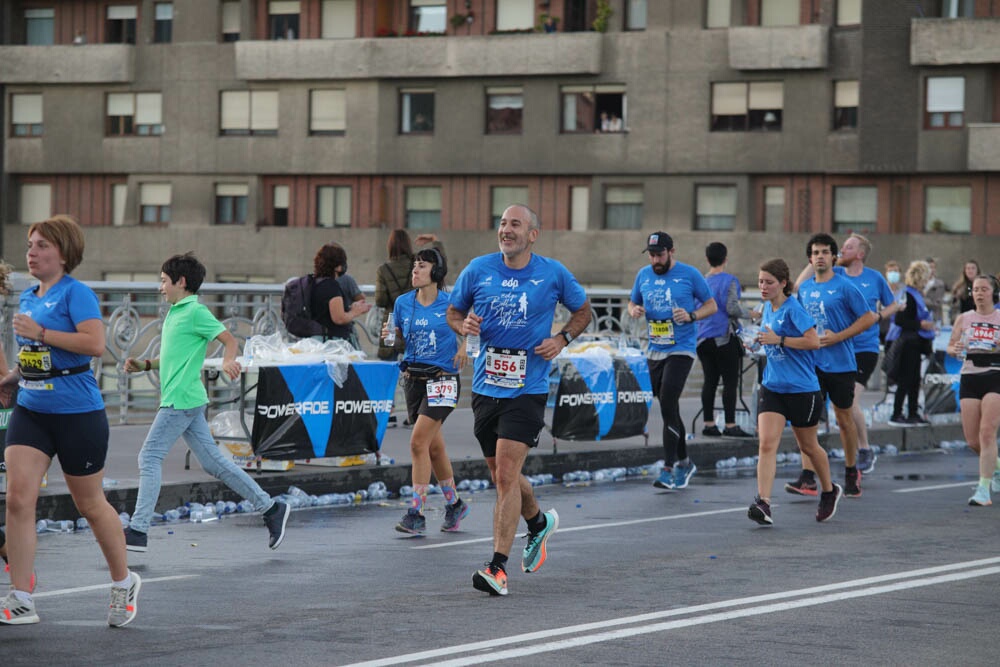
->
[[423, 248, 446, 284], [991, 276, 1000, 305]]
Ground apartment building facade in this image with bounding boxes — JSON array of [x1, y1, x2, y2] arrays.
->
[[1, 0, 998, 287]]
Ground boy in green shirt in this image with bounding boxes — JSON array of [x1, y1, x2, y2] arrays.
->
[[122, 253, 289, 552]]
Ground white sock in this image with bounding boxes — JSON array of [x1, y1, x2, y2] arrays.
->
[[113, 573, 132, 588], [12, 589, 32, 604]]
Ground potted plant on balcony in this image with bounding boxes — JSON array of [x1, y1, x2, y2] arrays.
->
[[592, 0, 613, 32], [450, 12, 473, 30]]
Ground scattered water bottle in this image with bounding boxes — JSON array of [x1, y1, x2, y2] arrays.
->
[[163, 509, 181, 521], [236, 500, 254, 514], [384, 311, 396, 346], [36, 519, 74, 533], [466, 332, 481, 358], [76, 517, 90, 531], [118, 511, 131, 528]]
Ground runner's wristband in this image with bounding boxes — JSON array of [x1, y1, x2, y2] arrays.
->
[[145, 360, 152, 372]]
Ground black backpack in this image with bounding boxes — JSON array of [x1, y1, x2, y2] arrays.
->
[[281, 275, 328, 338]]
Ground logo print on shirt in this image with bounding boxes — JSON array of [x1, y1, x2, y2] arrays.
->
[[654, 279, 666, 286], [529, 279, 544, 286], [861, 282, 870, 288], [501, 278, 519, 289], [45, 301, 57, 308], [826, 290, 837, 295], [488, 291, 530, 329], [434, 312, 445, 318]]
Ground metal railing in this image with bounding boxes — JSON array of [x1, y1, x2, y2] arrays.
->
[[1, 281, 756, 425]]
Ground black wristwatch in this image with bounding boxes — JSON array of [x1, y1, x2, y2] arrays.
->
[[560, 330, 574, 345]]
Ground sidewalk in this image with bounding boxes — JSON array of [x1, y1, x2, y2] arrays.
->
[[2, 389, 959, 521]]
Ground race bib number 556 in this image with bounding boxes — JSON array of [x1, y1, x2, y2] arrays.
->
[[484, 347, 527, 389]]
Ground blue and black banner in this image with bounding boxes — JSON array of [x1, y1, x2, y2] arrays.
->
[[251, 361, 400, 460], [550, 354, 653, 441]]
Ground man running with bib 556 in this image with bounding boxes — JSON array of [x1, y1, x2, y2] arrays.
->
[[448, 204, 590, 596]]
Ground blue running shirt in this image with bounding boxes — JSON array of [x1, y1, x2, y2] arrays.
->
[[16, 275, 105, 413], [797, 273, 871, 373], [395, 290, 459, 373], [450, 253, 587, 397], [760, 297, 820, 394], [630, 262, 712, 355], [832, 265, 896, 354]]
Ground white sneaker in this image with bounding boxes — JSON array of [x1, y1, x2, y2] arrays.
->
[[0, 591, 40, 625], [108, 571, 141, 627]]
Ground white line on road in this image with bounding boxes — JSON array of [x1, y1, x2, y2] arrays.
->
[[410, 506, 749, 550], [32, 575, 198, 599], [893, 481, 975, 493], [426, 566, 1000, 667], [339, 556, 1000, 667]]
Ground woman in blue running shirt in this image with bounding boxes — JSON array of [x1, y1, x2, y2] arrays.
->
[[747, 258, 843, 527], [384, 248, 470, 535]]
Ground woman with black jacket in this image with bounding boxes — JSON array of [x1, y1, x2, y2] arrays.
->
[[886, 261, 936, 427]]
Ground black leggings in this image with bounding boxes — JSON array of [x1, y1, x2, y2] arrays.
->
[[649, 355, 695, 466], [697, 336, 741, 425], [893, 337, 925, 417]]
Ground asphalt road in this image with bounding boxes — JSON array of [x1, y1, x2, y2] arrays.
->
[[3, 450, 997, 667]]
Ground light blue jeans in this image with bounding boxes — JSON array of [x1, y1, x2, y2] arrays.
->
[[130, 405, 274, 533]]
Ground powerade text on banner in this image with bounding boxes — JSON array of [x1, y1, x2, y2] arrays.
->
[[450, 253, 587, 397], [250, 361, 399, 459], [551, 354, 653, 441]]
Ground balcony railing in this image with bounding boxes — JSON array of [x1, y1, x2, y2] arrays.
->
[[728, 25, 829, 70], [0, 44, 135, 83], [234, 32, 603, 80], [911, 17, 1000, 65]]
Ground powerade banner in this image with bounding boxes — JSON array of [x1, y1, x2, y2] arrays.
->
[[551, 354, 653, 441], [251, 361, 400, 460]]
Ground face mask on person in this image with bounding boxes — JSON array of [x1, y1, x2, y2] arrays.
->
[[887, 270, 900, 283]]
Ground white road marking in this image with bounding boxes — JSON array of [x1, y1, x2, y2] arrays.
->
[[340, 557, 1000, 667], [893, 481, 975, 493], [410, 507, 749, 550], [32, 575, 198, 598]]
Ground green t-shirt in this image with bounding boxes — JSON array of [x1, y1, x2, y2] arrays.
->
[[159, 295, 226, 409]]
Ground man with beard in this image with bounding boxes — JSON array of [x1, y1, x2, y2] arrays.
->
[[787, 233, 876, 498], [448, 204, 591, 597], [628, 232, 716, 491], [794, 233, 900, 474]]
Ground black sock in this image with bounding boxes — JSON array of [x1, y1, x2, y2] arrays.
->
[[802, 469, 816, 482], [526, 511, 546, 534], [846, 465, 857, 474], [490, 552, 508, 571]]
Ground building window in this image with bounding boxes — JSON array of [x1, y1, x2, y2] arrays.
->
[[310, 90, 346, 135], [410, 0, 446, 33], [941, 0, 975, 18], [763, 186, 784, 232], [11, 94, 43, 137], [106, 93, 163, 136], [106, 5, 138, 44], [317, 186, 351, 227], [833, 80, 858, 130], [570, 186, 589, 231], [486, 87, 523, 134], [269, 0, 300, 40], [626, 0, 647, 30], [711, 81, 783, 132], [496, 0, 534, 31], [221, 1, 241, 41], [604, 186, 643, 230], [221, 91, 279, 136], [20, 183, 52, 224], [112, 184, 127, 226], [400, 90, 434, 134], [925, 77, 964, 129], [216, 184, 249, 225], [705, 0, 730, 27], [405, 187, 442, 230], [140, 183, 171, 224], [833, 186, 877, 233], [154, 3, 173, 43], [836, 0, 861, 25], [695, 185, 737, 231], [25, 8, 55, 45], [273, 185, 289, 227], [925, 186, 971, 234], [561, 85, 626, 133], [104, 272, 162, 314], [491, 187, 529, 228], [760, 0, 799, 25], [322, 0, 356, 38]]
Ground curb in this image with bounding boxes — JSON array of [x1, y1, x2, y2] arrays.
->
[[6, 422, 960, 521]]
